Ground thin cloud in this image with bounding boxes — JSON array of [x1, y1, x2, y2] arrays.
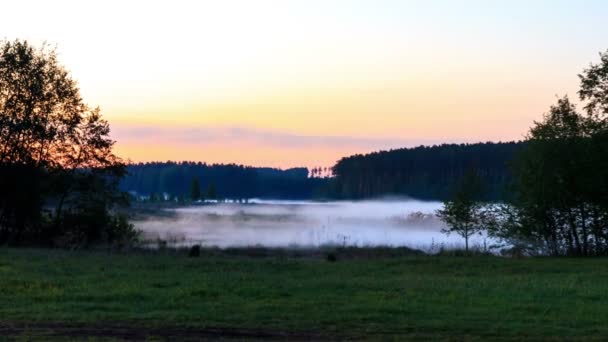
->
[[110, 125, 446, 150]]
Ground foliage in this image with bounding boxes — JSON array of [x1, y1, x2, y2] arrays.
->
[[0, 39, 135, 247], [579, 50, 608, 120], [502, 51, 608, 256], [436, 168, 485, 252]]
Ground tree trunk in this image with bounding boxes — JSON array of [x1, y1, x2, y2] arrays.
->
[[568, 208, 582, 256], [549, 228, 559, 256], [464, 224, 469, 253], [53, 191, 69, 236], [579, 205, 589, 256], [563, 222, 574, 256], [591, 207, 603, 255]]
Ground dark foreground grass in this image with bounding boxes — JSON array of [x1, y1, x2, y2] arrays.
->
[[1, 248, 608, 340]]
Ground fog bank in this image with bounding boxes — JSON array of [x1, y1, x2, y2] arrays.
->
[[134, 199, 490, 249]]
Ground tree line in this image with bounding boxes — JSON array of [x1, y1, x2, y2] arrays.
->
[[123, 143, 525, 202], [121, 162, 328, 201], [330, 142, 523, 200]]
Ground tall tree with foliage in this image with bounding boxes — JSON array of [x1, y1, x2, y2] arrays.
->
[[505, 97, 587, 255], [579, 50, 608, 252], [502, 50, 608, 256], [437, 169, 485, 253], [0, 39, 133, 247]]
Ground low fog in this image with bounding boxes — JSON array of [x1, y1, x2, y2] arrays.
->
[[134, 199, 490, 250]]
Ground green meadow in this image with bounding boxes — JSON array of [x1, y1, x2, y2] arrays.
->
[[1, 247, 607, 340]]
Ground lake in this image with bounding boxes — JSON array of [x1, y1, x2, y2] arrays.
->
[[134, 199, 490, 250]]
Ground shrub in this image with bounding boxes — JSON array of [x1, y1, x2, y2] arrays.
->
[[326, 252, 337, 262], [188, 245, 201, 257]]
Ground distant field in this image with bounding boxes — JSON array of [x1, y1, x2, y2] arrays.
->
[[1, 248, 607, 340]]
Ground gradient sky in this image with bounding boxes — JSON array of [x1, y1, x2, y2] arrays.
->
[[3, 0, 608, 168]]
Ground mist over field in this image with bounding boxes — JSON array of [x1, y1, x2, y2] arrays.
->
[[134, 199, 489, 249]]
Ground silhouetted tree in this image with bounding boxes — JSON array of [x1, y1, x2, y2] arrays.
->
[[0, 39, 132, 246], [498, 50, 608, 256]]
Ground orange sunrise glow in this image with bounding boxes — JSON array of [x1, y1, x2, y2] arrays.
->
[[3, 0, 606, 168]]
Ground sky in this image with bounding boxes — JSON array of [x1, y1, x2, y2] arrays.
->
[[2, 0, 608, 168]]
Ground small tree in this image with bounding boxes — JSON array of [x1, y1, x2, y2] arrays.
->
[[437, 168, 484, 253], [190, 178, 201, 201]]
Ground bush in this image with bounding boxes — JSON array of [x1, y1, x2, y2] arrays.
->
[[188, 245, 201, 257], [105, 214, 141, 249], [52, 211, 140, 249], [326, 252, 337, 262]]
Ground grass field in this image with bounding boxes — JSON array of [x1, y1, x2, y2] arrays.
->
[[1, 247, 608, 340]]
